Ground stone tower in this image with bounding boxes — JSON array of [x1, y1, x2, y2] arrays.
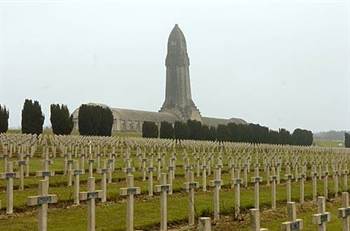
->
[[160, 24, 202, 121]]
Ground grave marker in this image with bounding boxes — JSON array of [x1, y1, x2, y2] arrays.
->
[[73, 160, 84, 205], [251, 168, 262, 209], [338, 192, 350, 231], [147, 157, 155, 196], [184, 170, 199, 226], [97, 160, 109, 202], [155, 173, 170, 231], [234, 171, 242, 218], [120, 174, 141, 231], [0, 162, 18, 214], [80, 177, 103, 231], [27, 180, 58, 231], [198, 217, 211, 231], [313, 196, 331, 231], [210, 169, 222, 221], [250, 208, 268, 231], [281, 202, 303, 231]]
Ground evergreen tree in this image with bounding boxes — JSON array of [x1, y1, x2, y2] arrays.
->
[[78, 105, 91, 135], [278, 128, 292, 145], [21, 99, 45, 135], [227, 123, 238, 142], [187, 120, 202, 140], [138, 117, 313, 146], [50, 104, 74, 135], [78, 104, 113, 136], [160, 121, 174, 139], [200, 124, 210, 140], [268, 129, 280, 144], [345, 132, 350, 148], [174, 121, 189, 140], [0, 105, 9, 133], [100, 107, 114, 136], [292, 128, 313, 146], [216, 124, 229, 142], [220, 123, 312, 146], [208, 126, 217, 141], [142, 121, 158, 138]]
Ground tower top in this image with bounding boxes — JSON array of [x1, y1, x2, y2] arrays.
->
[[166, 24, 189, 67], [168, 24, 186, 47]]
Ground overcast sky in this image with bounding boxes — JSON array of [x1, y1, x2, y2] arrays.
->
[[0, 0, 349, 132]]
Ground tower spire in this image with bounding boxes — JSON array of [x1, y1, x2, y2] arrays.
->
[[160, 25, 201, 121]]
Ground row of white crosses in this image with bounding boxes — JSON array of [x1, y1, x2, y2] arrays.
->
[[250, 196, 335, 231], [0, 150, 347, 199], [2, 134, 350, 230], [3, 139, 350, 186], [0, 153, 345, 214], [17, 172, 350, 231]]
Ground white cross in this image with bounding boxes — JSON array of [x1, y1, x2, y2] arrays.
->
[[250, 208, 268, 231], [184, 170, 199, 226], [282, 202, 303, 231], [73, 160, 84, 205], [210, 169, 222, 221], [338, 192, 350, 231], [313, 196, 331, 231], [270, 174, 277, 210], [251, 175, 262, 209], [0, 162, 18, 214], [155, 173, 170, 231], [80, 177, 103, 231], [120, 174, 141, 231], [234, 177, 242, 218], [97, 160, 110, 202], [27, 179, 58, 231]]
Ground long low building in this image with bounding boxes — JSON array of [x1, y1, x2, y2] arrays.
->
[[72, 25, 246, 133], [72, 104, 246, 133]]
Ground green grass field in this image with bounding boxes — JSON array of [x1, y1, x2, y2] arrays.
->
[[0, 155, 348, 230], [313, 139, 344, 147], [0, 132, 348, 230]]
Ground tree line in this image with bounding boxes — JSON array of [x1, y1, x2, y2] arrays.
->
[[1, 99, 315, 145], [142, 120, 314, 146], [1, 100, 113, 136]]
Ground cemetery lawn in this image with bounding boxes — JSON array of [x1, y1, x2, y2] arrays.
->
[[215, 197, 344, 230], [0, 170, 347, 230], [314, 139, 344, 147], [0, 144, 348, 230]]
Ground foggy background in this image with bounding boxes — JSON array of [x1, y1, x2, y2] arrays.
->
[[0, 0, 349, 132]]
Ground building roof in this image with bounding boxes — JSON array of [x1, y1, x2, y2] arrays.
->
[[72, 103, 246, 126], [72, 103, 179, 123], [201, 116, 247, 127], [111, 108, 179, 123]]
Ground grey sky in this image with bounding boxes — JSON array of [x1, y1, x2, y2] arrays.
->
[[0, 0, 349, 132]]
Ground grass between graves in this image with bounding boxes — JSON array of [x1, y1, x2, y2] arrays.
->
[[0, 154, 346, 230], [213, 197, 344, 231], [0, 166, 271, 211], [0, 172, 346, 230], [0, 159, 330, 213]]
